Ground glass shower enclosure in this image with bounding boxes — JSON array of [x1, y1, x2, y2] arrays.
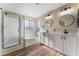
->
[[2, 11, 23, 49]]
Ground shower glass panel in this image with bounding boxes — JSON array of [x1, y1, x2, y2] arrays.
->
[[24, 20, 38, 47], [3, 12, 21, 48]]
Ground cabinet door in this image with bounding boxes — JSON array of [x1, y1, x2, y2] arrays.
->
[[48, 35, 54, 48], [44, 37, 49, 46], [53, 35, 63, 52], [64, 35, 76, 56], [40, 33, 44, 44], [24, 20, 39, 47]]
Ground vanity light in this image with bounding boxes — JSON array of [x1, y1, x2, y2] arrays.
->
[[60, 9, 73, 16], [45, 15, 53, 19], [60, 7, 72, 16], [61, 7, 71, 12]]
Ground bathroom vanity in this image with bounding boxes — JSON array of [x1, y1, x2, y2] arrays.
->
[[40, 32, 78, 56], [40, 3, 78, 56]]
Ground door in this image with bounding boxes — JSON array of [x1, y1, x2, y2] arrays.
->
[[48, 33, 54, 48], [64, 35, 77, 56], [24, 20, 39, 47], [3, 12, 21, 49], [44, 36, 49, 46]]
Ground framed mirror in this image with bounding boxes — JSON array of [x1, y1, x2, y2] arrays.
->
[[44, 19, 53, 27], [42, 19, 53, 30], [59, 14, 75, 27]]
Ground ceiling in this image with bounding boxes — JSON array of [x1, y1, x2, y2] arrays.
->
[[0, 3, 67, 18]]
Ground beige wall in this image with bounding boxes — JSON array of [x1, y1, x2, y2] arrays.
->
[[39, 3, 78, 33]]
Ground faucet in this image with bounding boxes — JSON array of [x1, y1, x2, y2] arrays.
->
[[64, 29, 69, 34]]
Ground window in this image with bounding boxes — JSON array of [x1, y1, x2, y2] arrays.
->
[[25, 20, 30, 28], [25, 20, 36, 29]]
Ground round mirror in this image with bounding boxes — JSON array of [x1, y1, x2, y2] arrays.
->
[[59, 14, 75, 27], [44, 19, 53, 27], [42, 19, 53, 30]]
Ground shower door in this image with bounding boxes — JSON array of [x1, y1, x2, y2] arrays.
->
[[24, 20, 38, 47], [2, 12, 21, 49]]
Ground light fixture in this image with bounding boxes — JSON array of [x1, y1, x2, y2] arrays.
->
[[60, 8, 73, 16], [61, 7, 71, 12], [45, 15, 52, 19]]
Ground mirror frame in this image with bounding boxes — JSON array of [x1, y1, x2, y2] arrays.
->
[[45, 19, 53, 27], [59, 14, 75, 27], [42, 19, 53, 30]]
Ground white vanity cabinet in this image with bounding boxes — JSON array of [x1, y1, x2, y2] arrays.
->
[[44, 37, 49, 46], [40, 32, 77, 56], [49, 38, 54, 48], [41, 33, 64, 52], [63, 35, 77, 56], [52, 34, 77, 56], [52, 34, 63, 52], [43, 33, 64, 52], [40, 32, 49, 46], [48, 34, 55, 48]]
